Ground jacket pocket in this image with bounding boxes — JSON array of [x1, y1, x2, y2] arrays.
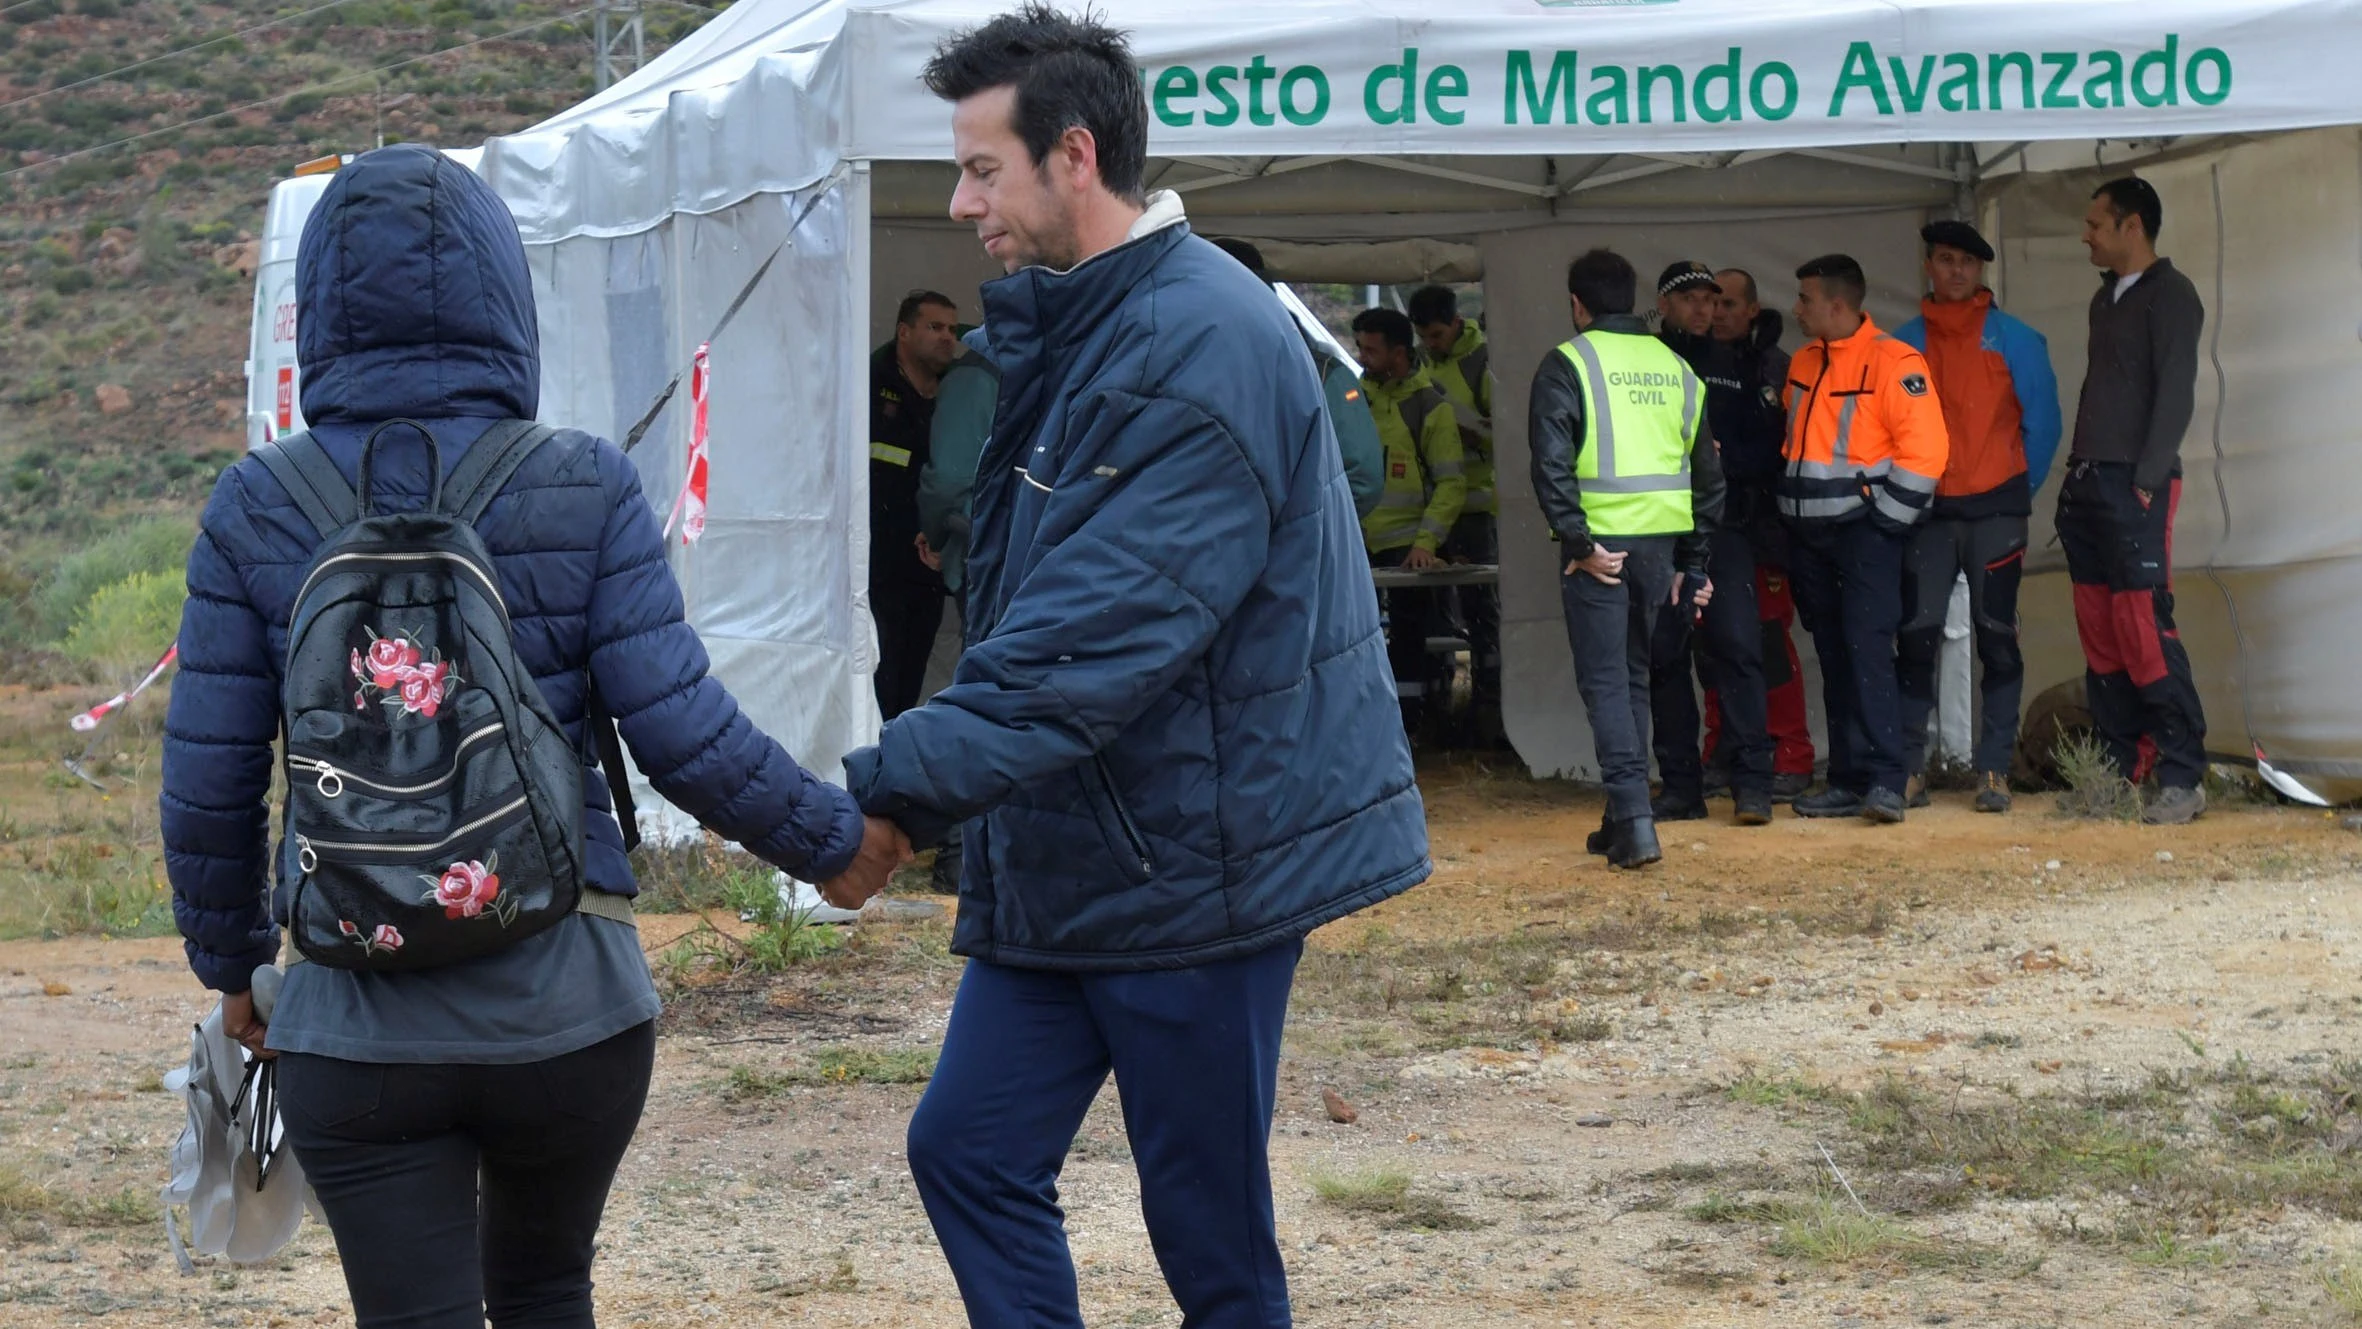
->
[[1080, 756, 1156, 886]]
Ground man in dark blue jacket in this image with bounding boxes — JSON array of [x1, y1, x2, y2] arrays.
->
[[159, 144, 898, 1327], [843, 8, 1430, 1326]]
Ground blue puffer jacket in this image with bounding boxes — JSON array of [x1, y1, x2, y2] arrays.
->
[[844, 216, 1430, 971], [162, 145, 863, 993]]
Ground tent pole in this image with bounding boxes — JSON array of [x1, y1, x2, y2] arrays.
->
[[1949, 143, 1977, 221]]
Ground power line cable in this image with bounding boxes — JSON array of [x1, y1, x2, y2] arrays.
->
[[0, 0, 381, 115], [0, 8, 588, 179]]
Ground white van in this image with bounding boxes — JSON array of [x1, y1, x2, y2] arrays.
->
[[242, 148, 484, 450]]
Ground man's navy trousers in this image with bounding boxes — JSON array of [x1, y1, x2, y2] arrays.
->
[[907, 939, 1304, 1328]]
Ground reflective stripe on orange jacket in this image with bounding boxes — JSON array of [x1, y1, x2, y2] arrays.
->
[[1777, 314, 1950, 530]]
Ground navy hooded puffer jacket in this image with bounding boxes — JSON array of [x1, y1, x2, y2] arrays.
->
[[845, 215, 1431, 971], [162, 145, 863, 993]]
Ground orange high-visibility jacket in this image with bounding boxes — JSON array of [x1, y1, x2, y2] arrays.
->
[[1777, 315, 1950, 530]]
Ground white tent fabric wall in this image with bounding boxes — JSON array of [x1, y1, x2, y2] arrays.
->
[[523, 178, 880, 840]]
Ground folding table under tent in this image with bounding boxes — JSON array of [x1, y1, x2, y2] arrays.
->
[[477, 0, 2362, 826]]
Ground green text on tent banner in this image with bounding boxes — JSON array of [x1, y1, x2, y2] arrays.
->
[[1143, 38, 2231, 130]]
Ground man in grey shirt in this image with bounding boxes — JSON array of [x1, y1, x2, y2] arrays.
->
[[2055, 176, 2209, 824]]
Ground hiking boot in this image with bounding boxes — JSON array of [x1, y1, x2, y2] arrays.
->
[[2143, 785, 2208, 826], [1605, 817, 1663, 869], [1973, 772, 2013, 815], [1793, 786, 1864, 819], [1651, 792, 1711, 823], [1904, 773, 1931, 809], [1862, 786, 1908, 824], [1771, 770, 1813, 803], [1733, 788, 1775, 826], [1700, 763, 1732, 800], [1585, 818, 1614, 857]]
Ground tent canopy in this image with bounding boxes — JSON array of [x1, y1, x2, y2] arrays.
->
[[472, 0, 2362, 810], [486, 0, 2362, 243]]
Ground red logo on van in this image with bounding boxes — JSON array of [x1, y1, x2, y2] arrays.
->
[[276, 367, 294, 430]]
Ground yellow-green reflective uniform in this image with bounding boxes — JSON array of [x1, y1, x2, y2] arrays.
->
[[1558, 330, 1701, 536], [1359, 366, 1465, 555], [1427, 321, 1494, 515]]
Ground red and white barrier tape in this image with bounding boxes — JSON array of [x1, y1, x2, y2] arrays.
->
[[70, 643, 178, 733], [661, 342, 711, 546]]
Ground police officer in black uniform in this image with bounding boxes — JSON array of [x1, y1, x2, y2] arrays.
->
[[1651, 261, 1776, 826]]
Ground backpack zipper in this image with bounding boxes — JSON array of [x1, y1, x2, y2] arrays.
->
[[295, 795, 528, 867], [292, 550, 510, 628], [290, 722, 505, 800]]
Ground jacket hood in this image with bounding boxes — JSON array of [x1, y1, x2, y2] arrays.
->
[[296, 144, 539, 425]]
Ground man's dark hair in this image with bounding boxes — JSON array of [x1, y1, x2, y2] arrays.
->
[[1406, 285, 1458, 329], [1210, 237, 1268, 283], [1718, 268, 1759, 304], [2094, 176, 2164, 241], [897, 290, 956, 327], [922, 3, 1148, 204], [1565, 249, 1636, 317], [1352, 307, 1414, 352], [1795, 254, 1867, 309]]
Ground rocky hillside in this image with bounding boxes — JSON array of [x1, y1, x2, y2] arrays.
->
[[0, 0, 716, 655]]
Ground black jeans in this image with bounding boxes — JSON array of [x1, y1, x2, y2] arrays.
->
[[1788, 518, 1909, 797], [1897, 513, 2028, 777], [278, 1022, 657, 1329], [873, 571, 948, 721], [1650, 526, 1774, 801], [1560, 536, 1676, 822]]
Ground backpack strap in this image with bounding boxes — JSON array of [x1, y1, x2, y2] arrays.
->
[[439, 419, 558, 523], [586, 680, 641, 856], [252, 432, 359, 540]]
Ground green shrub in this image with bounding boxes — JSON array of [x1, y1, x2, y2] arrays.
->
[[63, 570, 184, 673], [47, 268, 90, 295], [34, 516, 194, 641]]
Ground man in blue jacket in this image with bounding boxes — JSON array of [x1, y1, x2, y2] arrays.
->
[[842, 8, 1430, 1326], [160, 144, 898, 1326]]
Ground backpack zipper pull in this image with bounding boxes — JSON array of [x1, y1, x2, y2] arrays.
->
[[295, 836, 318, 875], [304, 759, 344, 799]]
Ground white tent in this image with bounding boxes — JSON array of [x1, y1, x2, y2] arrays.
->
[[477, 0, 2362, 815]]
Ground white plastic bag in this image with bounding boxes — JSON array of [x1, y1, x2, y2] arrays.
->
[[159, 994, 322, 1272]]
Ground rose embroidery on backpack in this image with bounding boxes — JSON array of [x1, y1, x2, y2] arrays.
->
[[423, 853, 512, 925], [347, 627, 460, 718], [337, 919, 405, 957]]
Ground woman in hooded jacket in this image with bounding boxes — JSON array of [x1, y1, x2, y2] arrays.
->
[[160, 144, 903, 1328]]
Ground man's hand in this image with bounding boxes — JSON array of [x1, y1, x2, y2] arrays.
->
[[818, 816, 913, 910], [1402, 546, 1441, 572], [1566, 546, 1626, 585], [221, 990, 273, 1061], [915, 533, 942, 572], [2133, 487, 2154, 511], [1672, 574, 1714, 609]]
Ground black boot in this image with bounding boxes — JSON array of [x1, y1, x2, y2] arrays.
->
[[1606, 816, 1662, 869], [1586, 814, 1614, 857]]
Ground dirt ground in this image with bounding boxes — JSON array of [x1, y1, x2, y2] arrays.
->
[[5, 763, 2362, 1328]]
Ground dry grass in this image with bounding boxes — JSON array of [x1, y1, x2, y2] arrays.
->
[[1306, 1165, 1484, 1231]]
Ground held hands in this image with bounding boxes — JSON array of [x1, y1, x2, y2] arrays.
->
[[222, 990, 274, 1061], [1566, 546, 1627, 585], [818, 816, 914, 910], [915, 533, 943, 572], [1672, 574, 1714, 609], [1401, 545, 1442, 572]]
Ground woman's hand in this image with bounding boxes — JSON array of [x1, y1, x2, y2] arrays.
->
[[222, 990, 275, 1060]]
